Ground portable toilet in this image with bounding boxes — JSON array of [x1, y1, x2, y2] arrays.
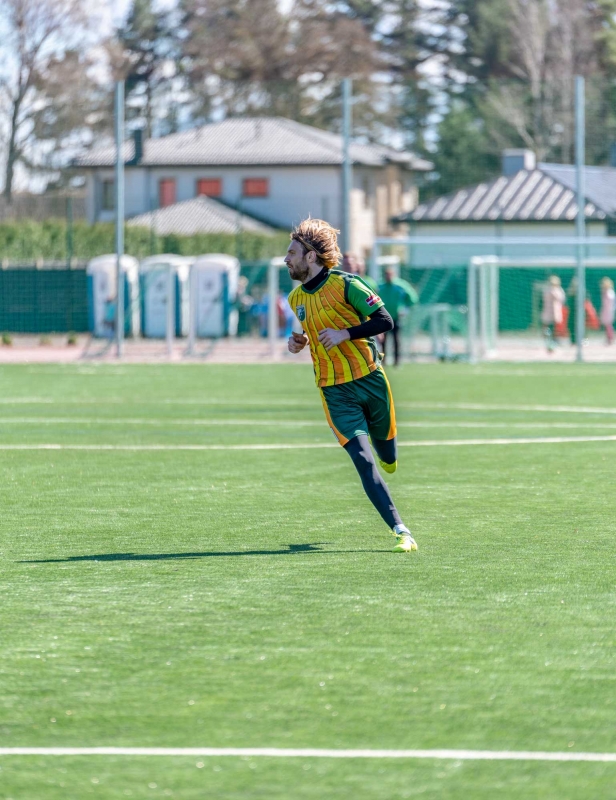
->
[[140, 255, 192, 338], [86, 255, 140, 338], [190, 254, 240, 338]]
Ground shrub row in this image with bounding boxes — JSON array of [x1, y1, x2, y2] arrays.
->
[[0, 220, 289, 262]]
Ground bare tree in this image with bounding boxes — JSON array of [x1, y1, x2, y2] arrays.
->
[[178, 0, 377, 129], [485, 0, 599, 160], [0, 0, 88, 201]]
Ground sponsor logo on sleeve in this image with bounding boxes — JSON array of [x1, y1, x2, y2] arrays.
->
[[366, 294, 380, 307]]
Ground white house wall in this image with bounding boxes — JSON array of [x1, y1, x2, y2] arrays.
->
[[89, 165, 342, 229], [86, 163, 419, 253]]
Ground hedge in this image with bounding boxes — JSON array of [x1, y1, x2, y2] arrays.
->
[[0, 220, 289, 262]]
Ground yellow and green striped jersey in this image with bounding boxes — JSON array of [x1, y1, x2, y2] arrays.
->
[[288, 269, 384, 387]]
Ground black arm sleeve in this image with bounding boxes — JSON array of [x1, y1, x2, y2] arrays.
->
[[346, 306, 394, 340]]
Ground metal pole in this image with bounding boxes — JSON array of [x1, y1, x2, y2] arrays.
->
[[341, 77, 352, 253], [369, 240, 379, 282], [187, 262, 196, 355], [490, 260, 499, 353], [114, 81, 125, 358], [479, 262, 488, 357], [65, 196, 73, 269], [268, 259, 279, 359], [575, 75, 586, 363], [166, 265, 174, 359], [467, 258, 478, 363]]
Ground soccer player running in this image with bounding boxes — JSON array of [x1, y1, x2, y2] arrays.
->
[[285, 218, 417, 553]]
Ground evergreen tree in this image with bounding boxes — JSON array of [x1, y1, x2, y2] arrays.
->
[[117, 0, 170, 137]]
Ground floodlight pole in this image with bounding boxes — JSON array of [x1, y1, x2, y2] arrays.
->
[[167, 265, 174, 360], [575, 75, 586, 363], [114, 80, 125, 358], [341, 77, 352, 253], [268, 259, 279, 359], [187, 263, 197, 356]]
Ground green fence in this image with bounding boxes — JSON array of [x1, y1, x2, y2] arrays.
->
[[0, 265, 89, 334], [3, 261, 613, 335]]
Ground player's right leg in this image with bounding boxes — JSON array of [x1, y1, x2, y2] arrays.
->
[[343, 436, 416, 552], [320, 380, 416, 552]]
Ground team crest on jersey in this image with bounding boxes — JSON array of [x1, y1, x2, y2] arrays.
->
[[366, 294, 380, 307], [296, 304, 306, 321]]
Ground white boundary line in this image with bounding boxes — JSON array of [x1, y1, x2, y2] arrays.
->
[[4, 418, 616, 430], [2, 435, 616, 450], [5, 399, 616, 414], [399, 402, 616, 415], [0, 747, 614, 762]]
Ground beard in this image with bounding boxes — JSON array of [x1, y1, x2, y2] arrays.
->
[[288, 260, 311, 282]]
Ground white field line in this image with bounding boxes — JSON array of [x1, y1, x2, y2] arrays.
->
[[399, 402, 616, 415], [2, 435, 616, 450], [0, 398, 316, 407], [3, 418, 616, 430], [0, 747, 614, 762], [5, 418, 616, 431], [0, 417, 323, 427], [6, 398, 616, 414]]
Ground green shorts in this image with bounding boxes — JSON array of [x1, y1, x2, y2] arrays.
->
[[320, 367, 397, 447]]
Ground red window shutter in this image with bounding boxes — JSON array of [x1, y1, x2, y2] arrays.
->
[[196, 178, 222, 197], [159, 179, 176, 208], [242, 178, 269, 197]]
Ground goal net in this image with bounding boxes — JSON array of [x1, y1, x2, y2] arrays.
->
[[469, 257, 616, 361]]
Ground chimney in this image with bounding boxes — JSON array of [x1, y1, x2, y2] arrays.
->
[[131, 129, 144, 165], [610, 142, 616, 168], [502, 148, 536, 176]]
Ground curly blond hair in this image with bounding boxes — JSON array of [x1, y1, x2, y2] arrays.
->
[[291, 218, 342, 270]]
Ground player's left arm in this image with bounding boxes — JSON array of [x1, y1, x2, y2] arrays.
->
[[317, 277, 393, 350]]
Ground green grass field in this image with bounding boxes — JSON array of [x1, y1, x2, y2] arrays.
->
[[0, 362, 615, 799]]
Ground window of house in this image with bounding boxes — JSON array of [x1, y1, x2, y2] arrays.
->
[[608, 218, 616, 237], [101, 179, 115, 211], [196, 178, 222, 197], [159, 178, 176, 208], [242, 178, 269, 198]]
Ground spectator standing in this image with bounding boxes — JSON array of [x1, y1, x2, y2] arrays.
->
[[541, 275, 566, 352], [342, 252, 379, 293], [378, 267, 418, 366], [600, 277, 616, 345]]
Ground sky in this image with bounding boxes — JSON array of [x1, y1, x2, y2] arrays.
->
[[107, 0, 294, 30]]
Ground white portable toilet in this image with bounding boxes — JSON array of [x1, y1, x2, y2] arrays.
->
[[140, 255, 192, 338], [190, 254, 240, 338], [87, 255, 140, 338]]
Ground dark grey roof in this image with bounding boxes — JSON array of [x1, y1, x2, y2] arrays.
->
[[401, 163, 616, 223], [127, 196, 279, 236], [540, 164, 616, 216], [74, 117, 432, 171]]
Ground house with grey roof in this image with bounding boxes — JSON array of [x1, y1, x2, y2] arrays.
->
[[126, 195, 278, 236], [394, 149, 616, 264], [74, 116, 431, 256]]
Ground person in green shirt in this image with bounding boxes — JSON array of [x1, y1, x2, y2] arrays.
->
[[378, 267, 418, 366]]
